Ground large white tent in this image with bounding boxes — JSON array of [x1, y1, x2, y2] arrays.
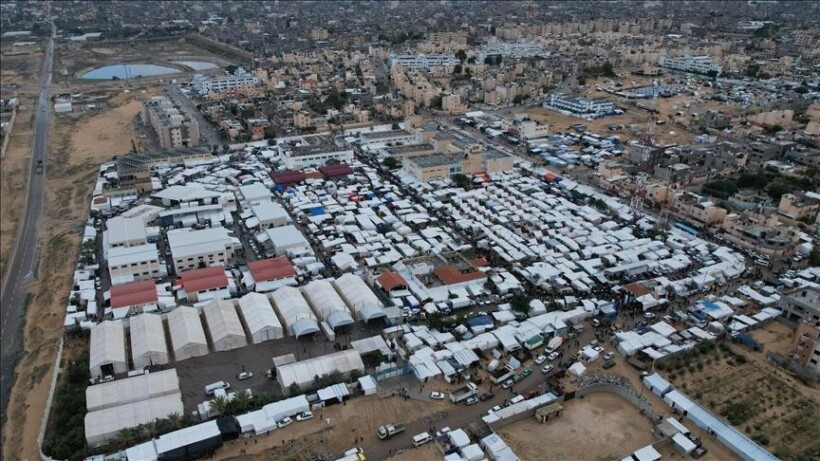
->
[[302, 280, 354, 330], [269, 286, 319, 338], [89, 320, 127, 379], [167, 306, 209, 361], [237, 292, 284, 343], [129, 313, 169, 369], [202, 299, 248, 352], [333, 273, 386, 322], [276, 350, 364, 394], [86, 369, 180, 412]]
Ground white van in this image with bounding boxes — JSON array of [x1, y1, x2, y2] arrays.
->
[[205, 381, 231, 396], [412, 432, 432, 447], [509, 395, 525, 405]]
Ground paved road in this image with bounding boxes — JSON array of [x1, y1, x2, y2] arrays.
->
[[164, 84, 223, 146], [0, 18, 55, 422]]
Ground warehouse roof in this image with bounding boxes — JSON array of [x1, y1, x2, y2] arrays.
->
[[276, 350, 364, 389], [248, 256, 296, 282], [89, 321, 126, 373], [167, 227, 233, 260], [166, 306, 208, 350], [269, 286, 319, 337], [86, 369, 180, 412], [179, 266, 229, 293], [333, 274, 386, 322], [85, 393, 184, 447], [110, 280, 158, 308], [105, 216, 147, 246], [271, 170, 306, 185], [129, 314, 168, 367], [434, 266, 487, 285], [376, 272, 407, 291], [237, 292, 283, 337], [202, 299, 246, 344], [302, 280, 354, 329]]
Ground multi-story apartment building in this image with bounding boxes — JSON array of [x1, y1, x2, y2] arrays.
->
[[658, 55, 722, 75], [108, 243, 162, 285], [167, 227, 236, 274], [140, 96, 200, 149], [780, 286, 820, 323], [191, 67, 260, 97], [777, 192, 820, 221], [404, 149, 514, 182], [546, 92, 615, 118], [387, 54, 460, 71], [478, 39, 551, 61], [790, 320, 820, 375]]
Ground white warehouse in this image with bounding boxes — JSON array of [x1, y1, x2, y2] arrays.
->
[[237, 292, 284, 343], [89, 320, 127, 380], [269, 286, 320, 338], [302, 280, 355, 330], [129, 313, 170, 369], [202, 299, 248, 352], [333, 274, 386, 322], [167, 306, 209, 361], [276, 350, 365, 395]]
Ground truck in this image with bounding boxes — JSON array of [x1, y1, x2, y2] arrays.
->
[[377, 423, 406, 440], [449, 382, 478, 404]]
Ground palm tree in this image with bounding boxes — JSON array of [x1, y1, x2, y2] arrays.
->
[[211, 395, 228, 417], [233, 389, 252, 413], [167, 412, 182, 430]]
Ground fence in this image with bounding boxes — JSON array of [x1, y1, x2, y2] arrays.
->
[[372, 363, 411, 382], [574, 382, 663, 423]]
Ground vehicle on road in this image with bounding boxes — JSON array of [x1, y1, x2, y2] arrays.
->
[[604, 351, 616, 361], [465, 396, 478, 406], [36, 159, 43, 174], [478, 392, 495, 401], [237, 371, 253, 380], [412, 432, 432, 447], [205, 381, 230, 396], [449, 382, 478, 403], [277, 417, 292, 428], [643, 312, 656, 320], [541, 364, 554, 374], [501, 379, 514, 389], [521, 367, 532, 378], [548, 351, 560, 361], [430, 391, 445, 400], [296, 411, 314, 421], [378, 423, 406, 439], [534, 355, 546, 364]]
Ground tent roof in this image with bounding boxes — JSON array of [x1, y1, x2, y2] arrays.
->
[[269, 286, 318, 335], [202, 299, 246, 343], [90, 320, 126, 371], [167, 306, 208, 349], [129, 313, 168, 362], [238, 292, 283, 336], [276, 350, 364, 388]]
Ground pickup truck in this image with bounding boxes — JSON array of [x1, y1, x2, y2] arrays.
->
[[449, 382, 478, 403], [377, 423, 406, 439]]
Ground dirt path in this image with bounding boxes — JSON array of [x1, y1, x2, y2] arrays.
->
[[1, 95, 144, 461]]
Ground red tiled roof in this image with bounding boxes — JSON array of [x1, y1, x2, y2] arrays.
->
[[434, 266, 487, 285], [110, 280, 158, 308], [319, 164, 354, 178], [377, 272, 407, 291], [304, 171, 323, 180], [625, 282, 650, 297], [248, 256, 296, 282], [471, 257, 488, 267], [179, 266, 229, 293], [271, 170, 306, 185]]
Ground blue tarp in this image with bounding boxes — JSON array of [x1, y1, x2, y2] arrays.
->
[[310, 206, 324, 216], [466, 315, 493, 328], [733, 332, 759, 350], [673, 221, 700, 236], [600, 304, 617, 319]]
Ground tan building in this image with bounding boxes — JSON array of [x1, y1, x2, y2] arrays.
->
[[673, 192, 727, 227], [404, 150, 514, 182], [442, 94, 468, 115], [778, 193, 820, 221], [141, 96, 200, 149], [790, 320, 820, 375]]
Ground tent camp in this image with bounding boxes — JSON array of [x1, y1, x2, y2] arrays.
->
[[202, 299, 248, 352], [90, 320, 127, 379], [237, 292, 284, 343], [333, 273, 386, 322], [269, 286, 320, 338], [129, 313, 169, 369], [276, 350, 364, 394], [167, 306, 209, 361], [302, 280, 354, 330]]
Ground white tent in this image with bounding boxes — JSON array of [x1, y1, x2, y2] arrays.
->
[[333, 273, 386, 322], [568, 362, 586, 378], [269, 286, 319, 338], [302, 280, 354, 330], [202, 299, 248, 352], [358, 375, 378, 395], [90, 320, 127, 379], [276, 350, 364, 394], [129, 313, 169, 369], [167, 306, 209, 361], [237, 292, 284, 343]]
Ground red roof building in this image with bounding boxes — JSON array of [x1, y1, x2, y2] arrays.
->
[[178, 266, 229, 294], [248, 256, 296, 282], [376, 272, 407, 292], [433, 266, 487, 285], [271, 170, 306, 186], [110, 280, 158, 308], [319, 164, 354, 178]]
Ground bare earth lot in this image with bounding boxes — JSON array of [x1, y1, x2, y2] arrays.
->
[[1, 93, 146, 461]]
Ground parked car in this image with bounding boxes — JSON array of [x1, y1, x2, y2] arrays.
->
[[604, 351, 616, 361], [237, 371, 253, 381], [541, 364, 554, 374], [479, 392, 495, 401], [521, 367, 533, 378], [296, 411, 314, 421], [435, 427, 451, 438], [465, 396, 478, 406], [430, 391, 445, 400], [534, 355, 547, 365], [643, 312, 656, 320], [548, 351, 560, 361], [277, 417, 293, 428], [501, 379, 514, 389], [603, 361, 616, 369], [591, 319, 601, 327]]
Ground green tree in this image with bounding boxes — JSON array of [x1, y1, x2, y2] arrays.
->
[[809, 246, 820, 265], [510, 294, 532, 317], [383, 156, 399, 169], [288, 383, 301, 395], [210, 395, 228, 416], [453, 64, 463, 75], [455, 49, 467, 63], [451, 173, 472, 189], [225, 65, 238, 74]]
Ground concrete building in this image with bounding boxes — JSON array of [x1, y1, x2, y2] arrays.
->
[[177, 266, 231, 303], [780, 286, 820, 323], [103, 216, 148, 258], [108, 243, 162, 285], [280, 139, 354, 169], [658, 55, 722, 75], [546, 92, 615, 118], [777, 192, 820, 221], [167, 227, 235, 273], [519, 120, 550, 140], [250, 201, 291, 230], [387, 54, 460, 71], [141, 96, 200, 149], [673, 192, 728, 228], [191, 67, 260, 97], [790, 320, 820, 375], [404, 150, 514, 182], [264, 225, 311, 256], [359, 129, 420, 147]]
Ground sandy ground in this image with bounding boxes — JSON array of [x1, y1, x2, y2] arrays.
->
[[215, 395, 449, 461], [748, 320, 794, 357], [497, 393, 655, 461], [386, 442, 440, 461], [1, 93, 146, 461]]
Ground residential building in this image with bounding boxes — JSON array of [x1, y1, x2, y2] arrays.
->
[[115, 149, 213, 192], [167, 227, 236, 273], [722, 212, 799, 254], [442, 94, 468, 115], [546, 92, 615, 118], [359, 129, 420, 147], [191, 67, 260, 97], [478, 39, 550, 61], [658, 55, 722, 75], [519, 120, 550, 139], [777, 192, 820, 221], [108, 243, 162, 285], [673, 192, 728, 227], [280, 138, 354, 169], [780, 286, 820, 323], [790, 320, 820, 375], [387, 53, 460, 71], [404, 150, 513, 182], [140, 96, 200, 149], [103, 216, 148, 258]]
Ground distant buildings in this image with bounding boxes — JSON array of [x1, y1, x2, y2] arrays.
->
[[658, 55, 722, 75], [191, 67, 260, 98], [545, 92, 615, 119], [140, 96, 200, 149], [387, 53, 460, 71], [280, 138, 354, 169], [478, 39, 550, 61]]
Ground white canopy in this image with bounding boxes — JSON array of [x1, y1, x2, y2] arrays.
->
[[238, 292, 284, 343], [129, 313, 169, 369], [333, 273, 386, 322], [302, 280, 354, 330], [89, 320, 127, 379], [167, 306, 209, 361], [269, 286, 319, 337], [202, 299, 248, 352]]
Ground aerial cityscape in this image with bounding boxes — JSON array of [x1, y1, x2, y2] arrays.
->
[[1, 1, 819, 461]]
